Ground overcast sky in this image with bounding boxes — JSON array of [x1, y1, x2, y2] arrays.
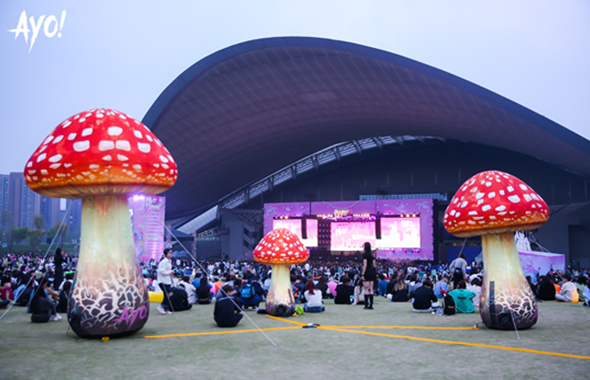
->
[[1, 0, 589, 174]]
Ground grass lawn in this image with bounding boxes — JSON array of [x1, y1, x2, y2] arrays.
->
[[1, 299, 589, 380]]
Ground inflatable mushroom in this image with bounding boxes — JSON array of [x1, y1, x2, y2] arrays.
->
[[444, 170, 549, 330], [253, 229, 309, 316], [25, 108, 177, 337]]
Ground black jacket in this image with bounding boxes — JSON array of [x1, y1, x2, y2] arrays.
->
[[412, 286, 437, 310], [214, 296, 242, 327], [334, 284, 353, 304]]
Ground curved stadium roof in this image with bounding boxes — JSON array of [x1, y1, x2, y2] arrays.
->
[[143, 37, 590, 219]]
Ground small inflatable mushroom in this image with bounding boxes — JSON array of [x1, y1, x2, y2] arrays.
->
[[25, 108, 177, 337], [444, 170, 549, 330], [253, 229, 309, 316]]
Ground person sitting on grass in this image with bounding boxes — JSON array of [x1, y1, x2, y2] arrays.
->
[[434, 277, 449, 300], [412, 279, 437, 313], [30, 278, 61, 323], [196, 276, 213, 304], [377, 274, 389, 297], [0, 275, 14, 309], [575, 275, 587, 304], [537, 275, 556, 301], [390, 278, 410, 302], [56, 281, 71, 313], [466, 276, 482, 309], [304, 279, 325, 313], [449, 281, 476, 313], [555, 274, 578, 303], [240, 273, 265, 310], [334, 277, 354, 305], [214, 285, 243, 328], [386, 272, 398, 296]]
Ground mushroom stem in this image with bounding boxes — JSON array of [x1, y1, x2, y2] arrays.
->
[[480, 232, 537, 330], [68, 195, 149, 337], [265, 264, 295, 316]]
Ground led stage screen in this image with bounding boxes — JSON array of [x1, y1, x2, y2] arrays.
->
[[376, 217, 421, 249], [330, 221, 376, 251], [272, 219, 318, 247]]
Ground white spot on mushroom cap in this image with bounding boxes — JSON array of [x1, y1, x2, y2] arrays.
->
[[146, 135, 153, 142], [138, 142, 150, 153], [62, 120, 72, 128], [468, 211, 478, 216], [48, 154, 62, 163], [40, 169, 48, 175], [117, 154, 128, 161], [27, 162, 32, 168], [523, 194, 532, 202], [519, 184, 528, 191], [488, 192, 496, 198], [482, 205, 491, 212], [108, 126, 123, 136], [37, 153, 47, 162], [508, 195, 520, 203], [73, 141, 90, 152], [89, 164, 100, 169], [475, 192, 484, 199], [133, 130, 143, 139], [53, 135, 64, 144], [68, 133, 77, 140], [99, 141, 115, 151], [133, 164, 142, 171], [507, 186, 514, 192], [115, 140, 130, 151], [159, 155, 169, 163], [102, 155, 112, 161], [81, 128, 93, 137], [43, 136, 54, 145]]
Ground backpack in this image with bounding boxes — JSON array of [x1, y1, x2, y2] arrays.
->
[[443, 294, 456, 315], [240, 282, 254, 300]]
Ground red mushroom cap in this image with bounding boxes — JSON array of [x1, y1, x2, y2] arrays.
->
[[444, 170, 549, 237], [24, 109, 177, 198], [253, 229, 310, 265]]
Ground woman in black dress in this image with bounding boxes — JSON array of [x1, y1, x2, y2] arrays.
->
[[53, 248, 64, 291], [361, 242, 376, 309]]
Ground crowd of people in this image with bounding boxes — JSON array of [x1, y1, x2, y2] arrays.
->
[[1, 247, 589, 328]]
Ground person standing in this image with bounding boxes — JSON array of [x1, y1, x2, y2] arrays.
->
[[157, 248, 173, 315], [53, 248, 64, 291], [449, 252, 468, 289], [361, 242, 376, 310]]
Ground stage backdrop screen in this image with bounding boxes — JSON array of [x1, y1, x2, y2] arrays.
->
[[272, 219, 318, 247], [331, 222, 376, 251], [377, 217, 421, 249]]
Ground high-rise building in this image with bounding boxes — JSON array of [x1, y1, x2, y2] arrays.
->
[[39, 196, 61, 231], [0, 175, 9, 236], [8, 172, 40, 229]]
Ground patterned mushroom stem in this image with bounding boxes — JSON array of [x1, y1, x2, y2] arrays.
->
[[480, 232, 537, 330], [68, 195, 149, 337], [265, 264, 296, 316]]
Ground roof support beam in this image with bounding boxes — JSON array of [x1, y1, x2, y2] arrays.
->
[[372, 137, 383, 149], [352, 140, 363, 155]]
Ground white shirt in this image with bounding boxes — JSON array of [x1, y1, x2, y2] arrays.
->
[[304, 289, 323, 307], [560, 282, 578, 301], [178, 281, 196, 304], [157, 258, 172, 285]]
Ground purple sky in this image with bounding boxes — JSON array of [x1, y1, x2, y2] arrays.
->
[[1, 0, 589, 174]]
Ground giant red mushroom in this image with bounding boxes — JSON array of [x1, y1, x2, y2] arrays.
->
[[443, 170, 549, 330], [253, 229, 309, 316], [25, 108, 177, 337]]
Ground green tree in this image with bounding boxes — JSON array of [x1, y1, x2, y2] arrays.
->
[[28, 215, 45, 252], [47, 220, 69, 245], [9, 227, 29, 251], [0, 209, 11, 244]]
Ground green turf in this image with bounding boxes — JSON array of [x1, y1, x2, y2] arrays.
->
[[1, 299, 589, 380]]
